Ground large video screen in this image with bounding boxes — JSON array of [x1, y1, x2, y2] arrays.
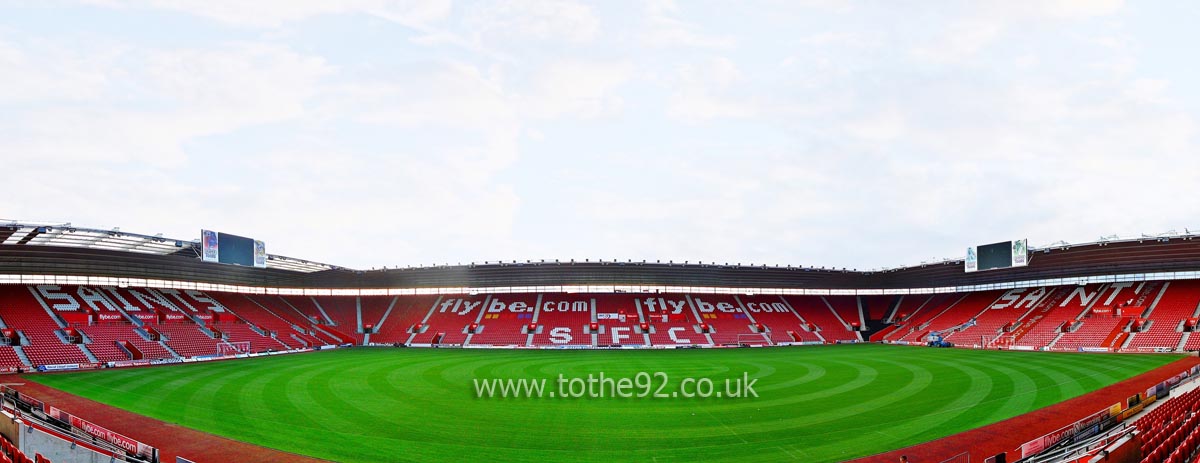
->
[[965, 238, 1028, 273], [217, 233, 255, 267], [976, 241, 1012, 271], [200, 230, 267, 268]]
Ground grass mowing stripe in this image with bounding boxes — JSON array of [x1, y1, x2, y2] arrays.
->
[[26, 345, 1180, 463]]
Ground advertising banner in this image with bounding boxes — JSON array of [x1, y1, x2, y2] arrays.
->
[[1012, 238, 1029, 266], [201, 229, 219, 263], [70, 415, 156, 458], [37, 363, 80, 372], [965, 246, 978, 272], [254, 240, 267, 268]]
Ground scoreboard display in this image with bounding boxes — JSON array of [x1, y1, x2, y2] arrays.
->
[[201, 230, 267, 268], [965, 239, 1028, 273]]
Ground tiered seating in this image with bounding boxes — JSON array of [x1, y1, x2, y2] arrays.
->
[[411, 295, 479, 345], [530, 294, 594, 347], [882, 294, 935, 341], [1186, 333, 1200, 351], [0, 286, 90, 367], [1128, 280, 1200, 351], [207, 295, 300, 350], [0, 346, 26, 370], [1013, 287, 1078, 348], [825, 296, 864, 328], [154, 323, 221, 357], [900, 290, 1001, 344], [216, 323, 289, 353], [75, 324, 173, 361], [689, 295, 763, 345], [370, 295, 439, 344], [890, 294, 961, 342], [71, 327, 128, 362], [592, 294, 647, 346], [102, 286, 174, 324], [241, 295, 330, 347], [640, 294, 709, 346], [1053, 316, 1124, 351], [1061, 283, 1143, 345], [468, 294, 537, 346], [738, 295, 817, 344], [279, 296, 327, 323], [783, 295, 858, 342], [359, 296, 393, 338], [7, 282, 1200, 360], [259, 296, 331, 347], [1136, 387, 1200, 463], [944, 300, 1029, 347], [312, 296, 361, 343], [862, 295, 894, 321], [276, 298, 344, 345]]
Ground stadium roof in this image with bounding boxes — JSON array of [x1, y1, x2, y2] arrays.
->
[[0, 220, 334, 273]]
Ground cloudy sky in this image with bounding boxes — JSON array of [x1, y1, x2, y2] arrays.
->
[[2, 0, 1198, 271]]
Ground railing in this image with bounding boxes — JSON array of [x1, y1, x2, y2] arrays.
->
[[0, 386, 158, 463]]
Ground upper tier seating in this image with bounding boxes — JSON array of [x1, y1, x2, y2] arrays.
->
[[901, 290, 1002, 345], [636, 294, 712, 346], [890, 294, 963, 343], [0, 286, 90, 367], [1013, 286, 1094, 349], [410, 295, 479, 345], [368, 295, 439, 345], [882, 294, 935, 341], [738, 294, 818, 344], [529, 294, 595, 347], [1128, 280, 1200, 350], [74, 324, 173, 361], [153, 323, 221, 358], [592, 294, 648, 346], [782, 295, 858, 342], [862, 295, 894, 321], [467, 294, 538, 346], [948, 287, 1064, 346], [689, 294, 766, 345]]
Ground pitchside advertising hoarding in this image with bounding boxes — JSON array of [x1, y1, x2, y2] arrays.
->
[[200, 229, 267, 268], [965, 238, 1028, 273]]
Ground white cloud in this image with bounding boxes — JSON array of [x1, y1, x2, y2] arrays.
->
[[911, 1, 1126, 63], [641, 0, 735, 49], [666, 57, 756, 121], [518, 60, 632, 119], [464, 0, 599, 43], [0, 37, 115, 103], [0, 41, 331, 166]]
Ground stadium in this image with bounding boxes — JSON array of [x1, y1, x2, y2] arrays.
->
[[7, 2, 1200, 463], [0, 221, 1199, 463]]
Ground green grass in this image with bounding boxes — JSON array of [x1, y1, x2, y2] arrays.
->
[[27, 345, 1179, 463]]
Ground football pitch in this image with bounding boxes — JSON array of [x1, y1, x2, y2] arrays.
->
[[28, 345, 1178, 463]]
